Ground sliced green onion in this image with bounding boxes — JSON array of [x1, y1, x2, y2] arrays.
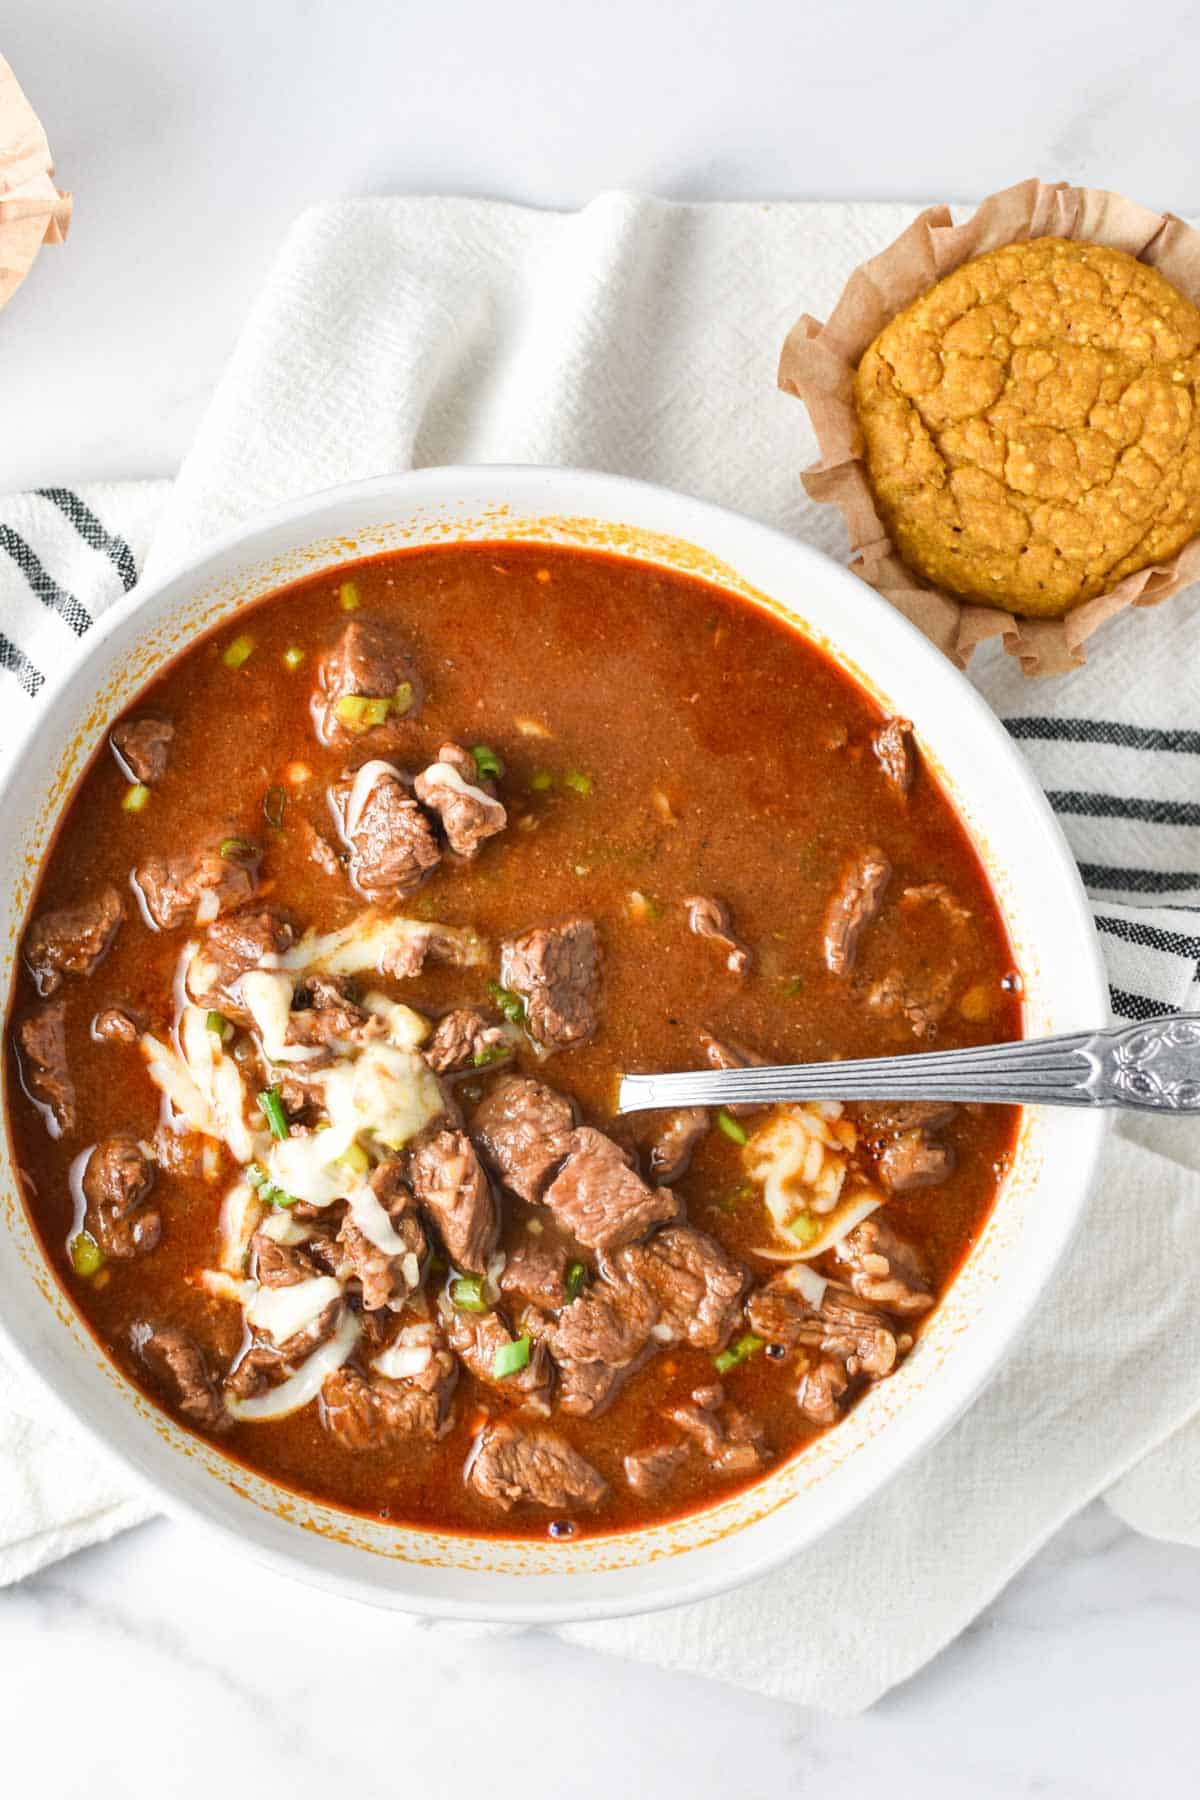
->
[[121, 783, 151, 814], [716, 1108, 748, 1146], [205, 1010, 227, 1036], [246, 1163, 299, 1208], [486, 981, 525, 1025], [219, 835, 257, 861], [282, 645, 306, 671], [782, 976, 805, 998], [493, 1334, 532, 1379], [263, 785, 286, 829], [789, 1214, 819, 1245], [451, 1274, 489, 1314], [529, 770, 554, 791], [471, 744, 504, 781], [564, 1260, 586, 1302], [472, 1042, 509, 1068], [336, 1140, 370, 1176], [714, 1331, 764, 1375], [257, 1087, 290, 1140], [338, 580, 361, 611], [563, 770, 592, 796], [334, 693, 390, 729], [391, 681, 415, 718], [223, 634, 255, 670], [69, 1231, 104, 1278]]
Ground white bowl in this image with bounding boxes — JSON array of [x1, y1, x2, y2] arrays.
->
[[0, 466, 1109, 1621]]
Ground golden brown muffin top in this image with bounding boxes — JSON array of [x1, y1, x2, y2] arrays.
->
[[854, 237, 1200, 617]]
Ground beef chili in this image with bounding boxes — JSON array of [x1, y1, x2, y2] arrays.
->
[[6, 543, 1021, 1539]]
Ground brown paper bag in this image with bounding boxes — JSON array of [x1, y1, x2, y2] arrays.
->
[[779, 178, 1200, 676], [0, 55, 71, 311]]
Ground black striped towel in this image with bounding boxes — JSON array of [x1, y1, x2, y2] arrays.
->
[[3, 476, 1198, 1027]]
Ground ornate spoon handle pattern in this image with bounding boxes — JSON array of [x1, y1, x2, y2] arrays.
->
[[617, 1016, 1200, 1115]]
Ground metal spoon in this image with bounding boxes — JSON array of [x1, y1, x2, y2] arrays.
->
[[617, 1015, 1200, 1116]]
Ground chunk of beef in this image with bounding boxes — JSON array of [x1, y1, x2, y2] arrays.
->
[[414, 742, 507, 859], [224, 1296, 343, 1400], [134, 848, 258, 931], [91, 1005, 143, 1044], [24, 885, 124, 996], [671, 1384, 770, 1476], [834, 1216, 934, 1317], [852, 1099, 958, 1194], [542, 1127, 678, 1251], [141, 1327, 226, 1431], [747, 1274, 897, 1380], [499, 917, 600, 1051], [877, 1130, 955, 1192], [16, 1001, 76, 1135], [251, 1230, 325, 1288], [425, 1007, 511, 1075], [330, 1163, 426, 1310], [646, 1107, 708, 1183], [185, 905, 298, 1019], [321, 1332, 457, 1450], [313, 617, 422, 748], [822, 847, 890, 976], [284, 974, 370, 1049], [548, 1272, 658, 1416], [623, 1442, 689, 1497], [82, 1135, 160, 1260], [447, 1308, 553, 1409], [153, 1123, 208, 1178], [606, 1225, 746, 1351], [471, 1074, 576, 1201], [334, 765, 441, 900], [866, 966, 955, 1037], [468, 1420, 607, 1513], [298, 818, 344, 879], [682, 895, 751, 975], [111, 715, 174, 785], [871, 717, 914, 796], [409, 1129, 497, 1272], [499, 1239, 568, 1310], [796, 1351, 851, 1426]]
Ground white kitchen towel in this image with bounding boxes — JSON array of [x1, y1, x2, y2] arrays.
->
[[4, 196, 1200, 1711]]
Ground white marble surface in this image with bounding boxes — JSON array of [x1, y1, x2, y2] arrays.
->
[[4, 1, 1200, 1789]]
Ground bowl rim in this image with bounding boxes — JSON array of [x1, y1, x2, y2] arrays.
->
[[0, 463, 1111, 1621]]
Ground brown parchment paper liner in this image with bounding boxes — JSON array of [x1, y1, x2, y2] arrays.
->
[[778, 178, 1200, 677], [0, 54, 71, 311]]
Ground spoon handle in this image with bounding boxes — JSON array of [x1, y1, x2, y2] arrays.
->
[[616, 1015, 1200, 1115]]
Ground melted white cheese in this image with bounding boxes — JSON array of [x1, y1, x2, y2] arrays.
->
[[225, 1309, 361, 1422], [346, 1179, 413, 1255], [348, 1043, 444, 1151], [361, 991, 429, 1049], [781, 1261, 830, 1308], [141, 1031, 216, 1137], [754, 1191, 882, 1264], [268, 910, 485, 979], [239, 968, 322, 1065], [419, 759, 505, 823], [372, 1342, 432, 1380], [341, 759, 403, 839], [218, 1180, 263, 1273], [246, 1275, 343, 1343]]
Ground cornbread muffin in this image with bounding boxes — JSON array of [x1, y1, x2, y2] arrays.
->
[[854, 237, 1200, 617]]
